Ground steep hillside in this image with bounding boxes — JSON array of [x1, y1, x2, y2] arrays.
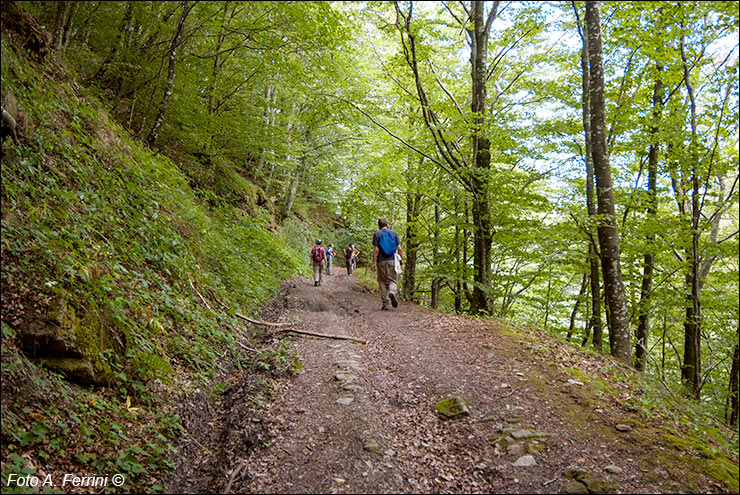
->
[[0, 24, 326, 492]]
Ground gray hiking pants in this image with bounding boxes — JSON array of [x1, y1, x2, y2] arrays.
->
[[313, 260, 324, 284], [376, 259, 397, 307]]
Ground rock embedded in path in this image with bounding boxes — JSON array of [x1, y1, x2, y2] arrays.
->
[[615, 424, 631, 432], [512, 455, 536, 467], [363, 439, 381, 453], [434, 397, 470, 420], [334, 372, 356, 385], [507, 444, 524, 456], [511, 429, 534, 440], [565, 469, 619, 494], [336, 397, 354, 406], [335, 359, 362, 372], [603, 464, 623, 474]]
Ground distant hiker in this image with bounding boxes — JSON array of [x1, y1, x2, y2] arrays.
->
[[350, 245, 360, 272], [345, 244, 358, 275], [370, 218, 403, 310], [326, 243, 336, 275], [310, 239, 326, 286]]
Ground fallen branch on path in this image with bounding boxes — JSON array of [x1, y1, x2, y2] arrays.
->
[[200, 286, 367, 344], [205, 288, 295, 327], [234, 313, 291, 327], [273, 327, 367, 344]]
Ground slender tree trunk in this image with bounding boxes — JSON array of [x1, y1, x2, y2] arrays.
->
[[661, 316, 668, 379], [61, 2, 77, 48], [575, 3, 603, 351], [679, 31, 701, 398], [635, 70, 664, 371], [262, 85, 277, 193], [462, 200, 472, 306], [567, 272, 589, 342], [588, 244, 602, 350], [204, 3, 231, 153], [585, 1, 631, 364], [543, 268, 553, 330], [77, 2, 102, 46], [453, 194, 463, 313], [402, 156, 422, 303], [282, 126, 309, 220], [581, 320, 592, 347], [282, 165, 301, 219], [53, 1, 69, 49], [431, 201, 441, 308], [402, 190, 420, 302], [208, 3, 229, 117], [146, 1, 190, 146]]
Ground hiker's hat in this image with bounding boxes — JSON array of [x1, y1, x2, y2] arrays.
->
[[316, 239, 323, 244]]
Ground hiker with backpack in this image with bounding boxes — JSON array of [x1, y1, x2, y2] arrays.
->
[[310, 239, 326, 286], [345, 243, 358, 275], [370, 218, 403, 310], [325, 243, 336, 275]]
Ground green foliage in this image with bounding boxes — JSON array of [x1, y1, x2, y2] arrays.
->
[[254, 339, 303, 376], [1, 1, 737, 491], [338, 1, 739, 430], [0, 26, 328, 492]]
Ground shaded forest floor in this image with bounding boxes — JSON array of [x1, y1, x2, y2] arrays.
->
[[167, 271, 737, 494]]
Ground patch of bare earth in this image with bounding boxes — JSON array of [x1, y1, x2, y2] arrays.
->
[[169, 271, 730, 494]]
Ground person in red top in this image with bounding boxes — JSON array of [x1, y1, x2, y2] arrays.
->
[[310, 239, 326, 286]]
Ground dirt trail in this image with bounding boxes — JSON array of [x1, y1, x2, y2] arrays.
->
[[169, 271, 723, 494]]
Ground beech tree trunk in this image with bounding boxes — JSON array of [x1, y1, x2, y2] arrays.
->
[[468, 0, 494, 315], [635, 71, 663, 371], [147, 1, 190, 146], [585, 1, 632, 364], [430, 201, 441, 308], [402, 155, 423, 303], [52, 1, 69, 49], [678, 31, 702, 398], [282, 126, 306, 220], [61, 2, 77, 48], [402, 191, 421, 302], [453, 194, 464, 313], [575, 5, 603, 351]]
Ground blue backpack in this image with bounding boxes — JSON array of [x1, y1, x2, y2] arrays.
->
[[378, 229, 397, 257]]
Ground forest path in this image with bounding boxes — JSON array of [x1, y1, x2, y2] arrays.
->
[[169, 270, 708, 494]]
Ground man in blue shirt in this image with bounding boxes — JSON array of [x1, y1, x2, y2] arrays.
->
[[370, 218, 403, 310]]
